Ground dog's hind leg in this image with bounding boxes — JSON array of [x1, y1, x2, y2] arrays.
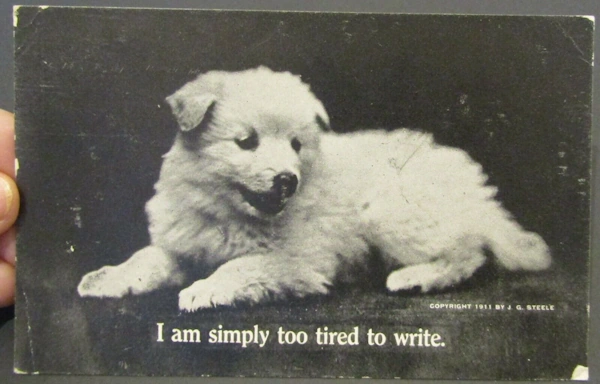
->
[[386, 235, 487, 293], [78, 246, 185, 298]]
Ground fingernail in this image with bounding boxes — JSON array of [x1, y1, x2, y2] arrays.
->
[[0, 177, 13, 217]]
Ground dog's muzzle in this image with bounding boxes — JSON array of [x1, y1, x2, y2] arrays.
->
[[239, 172, 298, 215]]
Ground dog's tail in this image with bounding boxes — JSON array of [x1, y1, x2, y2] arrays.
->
[[486, 218, 551, 271]]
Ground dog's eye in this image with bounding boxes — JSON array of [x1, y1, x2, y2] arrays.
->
[[235, 129, 259, 150], [291, 137, 302, 153]]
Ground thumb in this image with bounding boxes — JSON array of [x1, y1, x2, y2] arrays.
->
[[0, 172, 19, 234]]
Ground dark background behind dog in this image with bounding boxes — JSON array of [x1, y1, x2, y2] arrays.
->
[[14, 8, 592, 379]]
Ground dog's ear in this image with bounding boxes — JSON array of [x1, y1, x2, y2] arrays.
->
[[315, 114, 330, 132], [165, 72, 224, 132], [166, 94, 216, 132], [313, 100, 331, 132]]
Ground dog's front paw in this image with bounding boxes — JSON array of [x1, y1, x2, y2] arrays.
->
[[177, 254, 333, 312], [77, 266, 131, 298], [178, 278, 267, 312]]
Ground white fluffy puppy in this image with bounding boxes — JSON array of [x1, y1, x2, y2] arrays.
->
[[78, 67, 551, 312]]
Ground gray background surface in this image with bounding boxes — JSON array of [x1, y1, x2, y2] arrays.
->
[[1, 0, 599, 383]]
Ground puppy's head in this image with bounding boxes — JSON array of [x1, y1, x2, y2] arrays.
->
[[166, 67, 330, 217]]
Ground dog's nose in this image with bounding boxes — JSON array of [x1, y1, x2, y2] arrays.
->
[[273, 172, 298, 198]]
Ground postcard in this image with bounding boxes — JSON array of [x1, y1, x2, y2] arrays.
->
[[13, 6, 593, 380]]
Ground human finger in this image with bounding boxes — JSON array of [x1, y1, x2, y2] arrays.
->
[[0, 110, 15, 178]]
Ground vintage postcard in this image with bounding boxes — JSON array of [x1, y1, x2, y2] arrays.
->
[[13, 6, 593, 380]]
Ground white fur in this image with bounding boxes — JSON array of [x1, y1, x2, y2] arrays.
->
[[78, 67, 551, 311]]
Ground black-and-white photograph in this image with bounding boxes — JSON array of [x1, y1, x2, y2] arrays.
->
[[13, 7, 592, 380]]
